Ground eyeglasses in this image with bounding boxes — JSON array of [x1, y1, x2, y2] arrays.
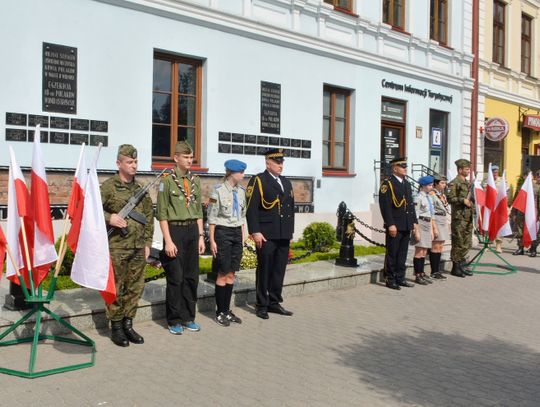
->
[[397, 164, 408, 169]]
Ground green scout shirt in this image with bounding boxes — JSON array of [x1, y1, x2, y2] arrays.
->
[[101, 174, 154, 249], [447, 176, 473, 221], [207, 181, 247, 227], [156, 168, 203, 221]]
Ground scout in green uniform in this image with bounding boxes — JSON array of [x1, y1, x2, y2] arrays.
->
[[101, 144, 154, 347], [447, 158, 474, 277], [156, 141, 205, 335]]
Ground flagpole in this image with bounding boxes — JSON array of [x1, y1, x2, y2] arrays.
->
[[18, 216, 36, 296], [46, 213, 69, 300], [4, 243, 31, 300]]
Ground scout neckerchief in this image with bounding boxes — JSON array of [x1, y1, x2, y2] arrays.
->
[[171, 170, 197, 207]]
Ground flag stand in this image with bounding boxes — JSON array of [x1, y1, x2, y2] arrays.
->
[[466, 233, 517, 275]]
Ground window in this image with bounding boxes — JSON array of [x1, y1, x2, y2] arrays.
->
[[521, 14, 532, 76], [430, 0, 448, 45], [324, 0, 353, 12], [383, 0, 405, 30], [152, 53, 202, 164], [492, 1, 505, 66], [323, 86, 350, 171]]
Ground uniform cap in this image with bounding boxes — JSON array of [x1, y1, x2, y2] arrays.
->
[[175, 141, 193, 154], [455, 158, 471, 169], [118, 144, 137, 159], [418, 175, 434, 186], [224, 159, 247, 173], [265, 148, 285, 163], [491, 165, 499, 171], [434, 174, 447, 182], [390, 157, 407, 167]]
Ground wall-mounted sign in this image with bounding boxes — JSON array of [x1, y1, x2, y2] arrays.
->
[[260, 81, 281, 134], [381, 100, 405, 122], [431, 128, 442, 147], [484, 117, 509, 142], [416, 126, 423, 139], [43, 42, 77, 114], [381, 79, 453, 103], [523, 115, 540, 131]]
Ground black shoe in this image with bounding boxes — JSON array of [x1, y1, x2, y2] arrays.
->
[[459, 263, 473, 276], [268, 304, 293, 316], [256, 309, 269, 319], [111, 321, 129, 347], [415, 276, 428, 285], [451, 263, 465, 278], [215, 312, 230, 327], [530, 251, 537, 258], [431, 273, 447, 280], [422, 274, 433, 284], [398, 281, 414, 288], [386, 282, 401, 290], [513, 247, 524, 256], [226, 310, 242, 324], [122, 318, 144, 344]]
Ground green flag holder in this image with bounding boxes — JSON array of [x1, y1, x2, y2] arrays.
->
[[466, 233, 517, 275], [0, 276, 96, 378]]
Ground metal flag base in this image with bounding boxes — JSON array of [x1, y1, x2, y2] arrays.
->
[[466, 234, 517, 275], [0, 294, 96, 379]]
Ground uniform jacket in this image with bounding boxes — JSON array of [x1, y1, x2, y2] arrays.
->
[[207, 181, 247, 227], [156, 168, 203, 221], [447, 176, 473, 222], [378, 175, 417, 231], [415, 190, 434, 219], [246, 170, 294, 240]]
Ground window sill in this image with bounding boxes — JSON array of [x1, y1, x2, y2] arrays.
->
[[152, 162, 209, 173], [332, 6, 358, 18], [390, 26, 410, 36], [322, 170, 356, 177]]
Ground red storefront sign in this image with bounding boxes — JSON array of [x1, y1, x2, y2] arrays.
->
[[484, 117, 509, 142], [523, 115, 540, 131]]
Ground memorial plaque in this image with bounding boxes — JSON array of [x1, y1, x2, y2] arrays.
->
[[6, 112, 27, 126], [257, 136, 268, 145], [90, 120, 108, 132], [43, 42, 77, 114], [231, 145, 243, 154], [29, 114, 49, 128], [269, 137, 280, 146], [290, 149, 301, 158], [28, 130, 49, 142], [244, 145, 256, 155], [283, 149, 291, 157], [50, 131, 69, 144], [244, 134, 257, 144], [70, 133, 88, 145], [302, 140, 312, 149], [231, 133, 244, 143], [218, 132, 231, 142], [280, 138, 290, 146], [260, 81, 280, 134], [257, 146, 269, 155], [291, 139, 302, 148], [71, 118, 89, 131], [218, 143, 231, 154], [90, 134, 108, 146], [302, 150, 311, 159], [50, 116, 70, 129], [5, 128, 27, 142]]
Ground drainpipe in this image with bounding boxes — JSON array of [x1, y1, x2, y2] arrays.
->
[[470, 0, 480, 172]]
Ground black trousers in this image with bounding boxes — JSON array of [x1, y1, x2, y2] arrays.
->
[[255, 239, 290, 310], [384, 230, 410, 284], [161, 223, 199, 325]]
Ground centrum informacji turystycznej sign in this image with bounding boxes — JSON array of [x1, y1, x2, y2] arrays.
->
[[381, 79, 453, 103]]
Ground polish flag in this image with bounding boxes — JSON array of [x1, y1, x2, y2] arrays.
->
[[66, 144, 88, 252], [482, 163, 497, 233], [511, 173, 538, 247], [70, 148, 116, 304], [473, 175, 486, 232], [31, 125, 58, 284], [0, 226, 7, 277], [488, 170, 512, 241]]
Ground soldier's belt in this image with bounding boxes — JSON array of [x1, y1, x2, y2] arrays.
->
[[418, 216, 432, 222], [169, 219, 197, 226]]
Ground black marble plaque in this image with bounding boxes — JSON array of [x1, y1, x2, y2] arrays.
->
[[244, 145, 256, 155], [302, 140, 312, 149], [231, 133, 244, 143], [6, 112, 27, 126], [90, 134, 108, 147], [71, 118, 89, 131], [43, 42, 77, 114], [260, 81, 281, 134], [283, 149, 291, 157], [29, 114, 49, 128], [257, 136, 269, 145], [50, 116, 70, 129], [28, 130, 49, 143], [218, 132, 231, 142], [90, 120, 108, 132], [49, 131, 69, 144], [280, 138, 290, 146], [5, 128, 27, 142], [231, 144, 244, 154], [269, 137, 280, 146], [218, 143, 231, 154], [302, 150, 311, 159], [244, 134, 257, 144], [291, 139, 302, 148], [290, 149, 301, 158], [257, 146, 269, 155], [70, 133, 88, 145]]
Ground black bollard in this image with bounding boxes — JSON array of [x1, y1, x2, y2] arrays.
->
[[4, 281, 32, 311], [335, 206, 358, 267]]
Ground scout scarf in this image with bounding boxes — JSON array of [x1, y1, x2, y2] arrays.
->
[[171, 171, 197, 207]]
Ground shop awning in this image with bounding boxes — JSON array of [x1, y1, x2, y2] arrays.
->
[[523, 115, 540, 131]]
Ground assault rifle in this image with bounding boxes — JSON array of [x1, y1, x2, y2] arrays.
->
[[107, 168, 170, 237]]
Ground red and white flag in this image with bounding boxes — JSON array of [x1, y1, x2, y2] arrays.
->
[[0, 226, 7, 277], [511, 172, 538, 247], [66, 144, 88, 252], [31, 125, 57, 284], [482, 163, 497, 233], [488, 170, 512, 240], [473, 175, 486, 232], [70, 148, 116, 304]]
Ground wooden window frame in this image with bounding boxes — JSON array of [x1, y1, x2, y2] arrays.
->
[[323, 86, 351, 174], [383, 0, 406, 31], [492, 0, 506, 66], [521, 13, 532, 76], [323, 0, 354, 14], [152, 52, 203, 167], [430, 0, 448, 45]]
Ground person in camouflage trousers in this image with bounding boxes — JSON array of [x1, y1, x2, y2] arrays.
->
[[447, 159, 474, 278], [514, 171, 540, 257], [101, 144, 154, 347]]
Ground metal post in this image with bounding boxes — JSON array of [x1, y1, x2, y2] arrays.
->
[[335, 203, 358, 267]]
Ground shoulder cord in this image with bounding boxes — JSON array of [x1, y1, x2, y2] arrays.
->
[[386, 180, 406, 208], [246, 176, 281, 213]]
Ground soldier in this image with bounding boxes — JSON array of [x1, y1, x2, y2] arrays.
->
[[101, 144, 154, 347], [378, 157, 418, 290], [208, 159, 247, 326], [156, 141, 205, 335], [511, 174, 526, 256], [447, 158, 474, 277], [246, 148, 294, 319]]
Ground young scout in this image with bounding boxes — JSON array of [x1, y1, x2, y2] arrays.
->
[[413, 175, 437, 285], [156, 141, 205, 335], [207, 159, 247, 327], [101, 144, 154, 347], [430, 176, 449, 279]]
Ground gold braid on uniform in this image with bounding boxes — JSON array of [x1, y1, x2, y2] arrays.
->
[[246, 176, 281, 213], [386, 180, 406, 208]]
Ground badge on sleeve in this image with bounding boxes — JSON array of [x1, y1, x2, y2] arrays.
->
[[159, 182, 164, 192], [380, 184, 388, 194], [246, 185, 253, 198]]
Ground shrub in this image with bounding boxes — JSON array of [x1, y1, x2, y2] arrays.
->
[[302, 222, 336, 252], [240, 239, 258, 270], [52, 238, 74, 276]]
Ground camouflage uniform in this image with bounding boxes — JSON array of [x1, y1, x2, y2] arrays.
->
[[448, 175, 473, 263], [101, 172, 154, 322]]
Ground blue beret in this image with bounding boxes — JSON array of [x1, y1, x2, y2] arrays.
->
[[224, 159, 247, 173], [418, 175, 434, 186]]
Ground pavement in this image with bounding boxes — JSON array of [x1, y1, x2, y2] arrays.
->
[[1, 244, 540, 406]]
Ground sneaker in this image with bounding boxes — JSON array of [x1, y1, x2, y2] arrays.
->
[[168, 324, 184, 335], [182, 321, 201, 332], [431, 273, 447, 280], [215, 312, 230, 327], [226, 310, 242, 324], [422, 274, 433, 284]]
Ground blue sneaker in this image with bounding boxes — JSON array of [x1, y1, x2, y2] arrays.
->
[[168, 324, 184, 335], [182, 321, 201, 332]]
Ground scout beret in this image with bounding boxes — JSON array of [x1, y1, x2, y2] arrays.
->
[[224, 159, 247, 173], [175, 141, 193, 154], [390, 157, 407, 167], [118, 144, 137, 159], [491, 165, 499, 171], [265, 148, 285, 163], [455, 158, 471, 168], [418, 175, 434, 186], [434, 174, 447, 182]]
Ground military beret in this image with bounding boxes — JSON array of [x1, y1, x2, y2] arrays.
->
[[175, 141, 193, 154], [455, 158, 471, 168], [265, 148, 285, 163], [118, 144, 137, 159], [390, 157, 407, 167], [491, 165, 499, 171], [434, 174, 447, 182], [418, 175, 434, 186], [224, 159, 247, 173]]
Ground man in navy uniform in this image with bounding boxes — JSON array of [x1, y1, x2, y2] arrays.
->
[[246, 148, 295, 319], [378, 157, 418, 290]]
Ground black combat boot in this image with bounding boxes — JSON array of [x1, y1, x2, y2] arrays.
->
[[459, 261, 473, 276], [111, 320, 129, 347], [513, 246, 524, 256], [451, 262, 465, 278], [123, 317, 144, 344], [529, 243, 538, 258]]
